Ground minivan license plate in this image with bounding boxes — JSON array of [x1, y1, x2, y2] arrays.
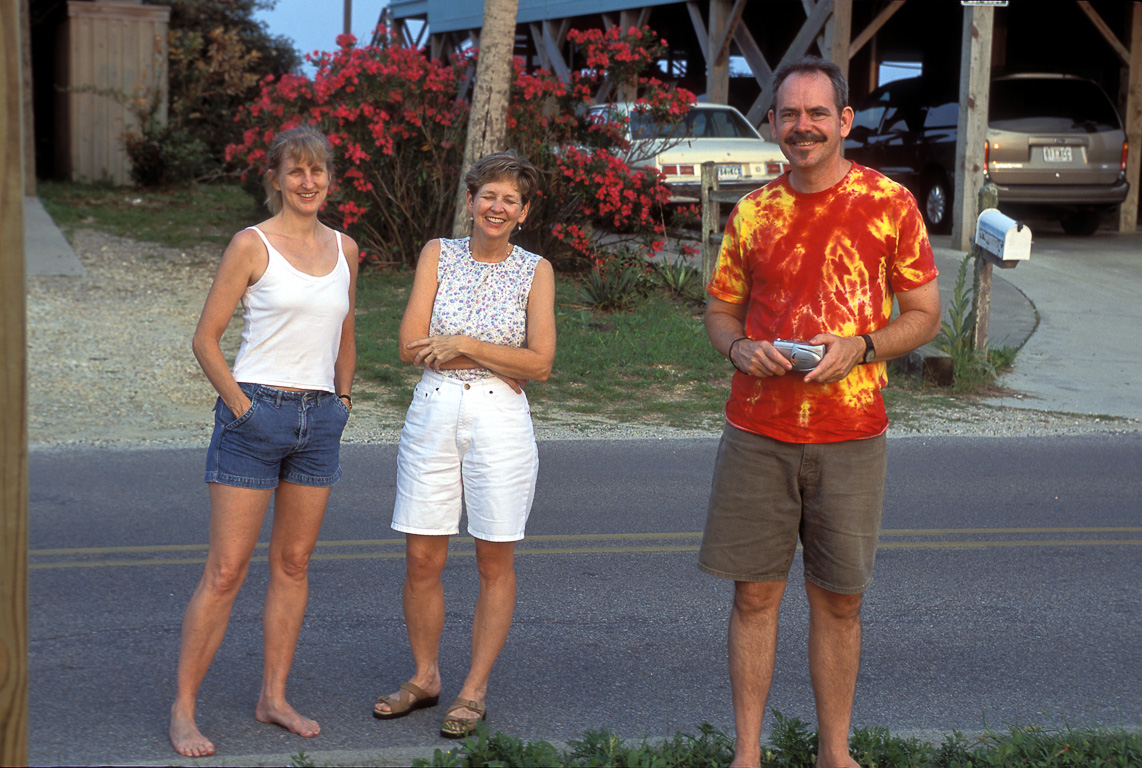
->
[[1043, 146, 1072, 162], [718, 164, 743, 180]]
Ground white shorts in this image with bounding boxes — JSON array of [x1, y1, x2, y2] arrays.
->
[[392, 369, 539, 542]]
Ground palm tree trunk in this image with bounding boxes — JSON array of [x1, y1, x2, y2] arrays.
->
[[451, 0, 519, 238]]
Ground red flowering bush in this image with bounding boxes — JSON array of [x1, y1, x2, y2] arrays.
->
[[507, 27, 696, 271], [226, 25, 696, 270], [227, 29, 467, 266]]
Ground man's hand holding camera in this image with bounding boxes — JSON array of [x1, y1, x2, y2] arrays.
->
[[729, 333, 869, 384]]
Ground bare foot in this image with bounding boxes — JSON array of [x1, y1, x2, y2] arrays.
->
[[169, 708, 215, 757], [255, 700, 321, 738]]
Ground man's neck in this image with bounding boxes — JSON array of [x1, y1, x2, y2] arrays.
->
[[788, 158, 853, 194]]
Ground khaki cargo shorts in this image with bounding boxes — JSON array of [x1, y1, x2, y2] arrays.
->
[[698, 424, 887, 594]]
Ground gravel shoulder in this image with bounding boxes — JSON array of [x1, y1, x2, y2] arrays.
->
[[26, 230, 1137, 451]]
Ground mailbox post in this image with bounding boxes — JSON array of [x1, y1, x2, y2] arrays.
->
[[970, 183, 1031, 351]]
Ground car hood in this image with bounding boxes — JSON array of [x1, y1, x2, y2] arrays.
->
[[636, 137, 786, 163]]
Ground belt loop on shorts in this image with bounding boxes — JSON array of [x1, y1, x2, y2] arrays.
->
[[273, 387, 283, 407]]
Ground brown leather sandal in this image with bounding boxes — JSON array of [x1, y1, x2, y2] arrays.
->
[[373, 682, 440, 720], [440, 697, 486, 738]]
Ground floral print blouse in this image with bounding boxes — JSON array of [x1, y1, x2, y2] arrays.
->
[[429, 237, 542, 382]]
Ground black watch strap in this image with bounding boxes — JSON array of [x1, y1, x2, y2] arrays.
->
[[859, 334, 876, 364]]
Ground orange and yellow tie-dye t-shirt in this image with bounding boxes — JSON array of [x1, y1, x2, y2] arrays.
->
[[707, 164, 938, 444]]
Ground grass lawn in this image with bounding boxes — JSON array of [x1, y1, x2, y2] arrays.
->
[[38, 180, 969, 431]]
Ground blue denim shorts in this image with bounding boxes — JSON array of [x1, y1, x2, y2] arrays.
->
[[204, 383, 350, 490]]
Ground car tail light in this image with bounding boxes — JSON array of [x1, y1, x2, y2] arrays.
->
[[766, 162, 782, 174], [984, 139, 989, 170], [1121, 141, 1129, 175], [678, 164, 695, 175], [662, 164, 678, 175]]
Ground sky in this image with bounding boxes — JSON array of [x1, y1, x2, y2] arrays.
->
[[254, 0, 391, 74]]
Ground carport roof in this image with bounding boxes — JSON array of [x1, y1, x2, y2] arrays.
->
[[388, 0, 677, 34]]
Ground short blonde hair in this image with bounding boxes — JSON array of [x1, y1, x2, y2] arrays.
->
[[263, 125, 335, 214]]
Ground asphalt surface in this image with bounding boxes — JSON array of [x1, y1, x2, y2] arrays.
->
[[22, 201, 1142, 766], [27, 435, 1142, 767]]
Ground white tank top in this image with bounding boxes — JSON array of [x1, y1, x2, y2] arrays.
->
[[230, 226, 351, 392]]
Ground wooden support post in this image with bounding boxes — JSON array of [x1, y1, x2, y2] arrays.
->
[[1, 0, 29, 764], [19, 0, 33, 197], [707, 0, 731, 105], [829, 0, 852, 81], [951, 6, 994, 251], [701, 161, 718, 281], [1120, 2, 1141, 232], [971, 183, 999, 353]]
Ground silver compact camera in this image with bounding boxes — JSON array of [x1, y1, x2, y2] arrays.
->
[[773, 339, 826, 372]]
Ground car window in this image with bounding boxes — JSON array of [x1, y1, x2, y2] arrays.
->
[[923, 101, 958, 129], [852, 105, 886, 133], [990, 79, 1121, 132], [630, 109, 758, 140]]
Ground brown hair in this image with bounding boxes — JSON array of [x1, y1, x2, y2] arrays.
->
[[464, 149, 542, 205], [263, 125, 335, 214], [772, 56, 850, 113]]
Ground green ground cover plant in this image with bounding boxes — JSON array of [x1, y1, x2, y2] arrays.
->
[[398, 718, 1142, 768]]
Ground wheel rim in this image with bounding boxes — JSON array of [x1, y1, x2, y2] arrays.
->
[[926, 183, 947, 225]]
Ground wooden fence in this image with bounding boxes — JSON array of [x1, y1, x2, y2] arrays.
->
[[56, 0, 170, 185]]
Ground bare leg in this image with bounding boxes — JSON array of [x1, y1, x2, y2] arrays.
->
[[806, 580, 863, 768], [728, 580, 786, 768], [374, 534, 449, 714], [448, 539, 517, 727], [255, 480, 331, 738], [170, 484, 272, 757]]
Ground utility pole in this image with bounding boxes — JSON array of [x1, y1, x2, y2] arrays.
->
[[343, 0, 352, 36], [0, 0, 30, 762]]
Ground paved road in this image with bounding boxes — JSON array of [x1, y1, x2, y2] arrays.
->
[[28, 435, 1142, 766]]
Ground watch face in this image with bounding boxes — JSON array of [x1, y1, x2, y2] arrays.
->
[[864, 348, 876, 364]]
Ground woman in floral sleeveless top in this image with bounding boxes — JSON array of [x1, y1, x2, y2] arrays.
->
[[373, 151, 556, 738]]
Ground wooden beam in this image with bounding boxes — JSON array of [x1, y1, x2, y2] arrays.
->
[[620, 7, 651, 31], [1077, 1, 1130, 64], [0, 0, 29, 763], [687, 2, 708, 62], [1119, 1, 1141, 232], [19, 0, 32, 196], [850, 0, 906, 58], [744, 0, 833, 124], [713, 0, 749, 71], [951, 6, 994, 250], [829, 0, 851, 80], [735, 21, 773, 89], [707, 0, 731, 104]]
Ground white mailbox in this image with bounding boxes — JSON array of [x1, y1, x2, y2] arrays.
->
[[975, 209, 1031, 267]]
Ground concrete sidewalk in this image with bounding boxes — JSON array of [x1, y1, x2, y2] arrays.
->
[[23, 196, 85, 276]]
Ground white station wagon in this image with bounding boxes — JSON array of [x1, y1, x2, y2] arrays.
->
[[589, 102, 789, 201]]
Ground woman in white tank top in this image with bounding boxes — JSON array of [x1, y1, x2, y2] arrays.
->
[[373, 151, 556, 738], [170, 126, 359, 758]]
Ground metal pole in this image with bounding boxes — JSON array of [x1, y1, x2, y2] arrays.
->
[[343, 0, 352, 36]]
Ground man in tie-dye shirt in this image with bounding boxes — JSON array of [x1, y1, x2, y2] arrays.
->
[[698, 57, 940, 768]]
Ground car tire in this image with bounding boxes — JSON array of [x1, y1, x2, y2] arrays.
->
[[1060, 209, 1102, 236], [921, 174, 952, 234]]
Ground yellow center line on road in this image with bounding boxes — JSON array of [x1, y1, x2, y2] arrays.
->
[[30, 527, 1142, 556], [27, 528, 1142, 570]]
